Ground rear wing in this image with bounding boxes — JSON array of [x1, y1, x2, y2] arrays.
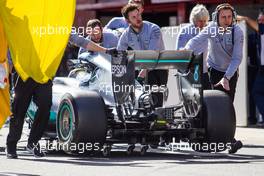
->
[[111, 50, 202, 105], [127, 50, 194, 72]]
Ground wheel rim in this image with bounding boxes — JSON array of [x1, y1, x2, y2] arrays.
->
[[59, 102, 73, 141]]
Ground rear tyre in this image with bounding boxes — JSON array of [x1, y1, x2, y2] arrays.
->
[[56, 91, 107, 155], [191, 90, 236, 152]]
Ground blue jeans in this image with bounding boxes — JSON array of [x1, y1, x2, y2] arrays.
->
[[253, 66, 264, 117]]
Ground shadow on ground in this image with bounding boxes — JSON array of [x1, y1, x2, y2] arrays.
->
[[0, 172, 40, 176], [1, 145, 264, 167]]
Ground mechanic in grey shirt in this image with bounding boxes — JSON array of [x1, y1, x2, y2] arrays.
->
[[185, 3, 244, 102], [117, 3, 167, 107], [104, 0, 144, 38], [185, 3, 244, 154], [117, 20, 164, 51], [176, 4, 210, 89]]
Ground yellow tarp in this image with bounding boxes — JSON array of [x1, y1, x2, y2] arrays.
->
[[0, 0, 76, 128], [0, 0, 76, 83], [0, 18, 10, 128]]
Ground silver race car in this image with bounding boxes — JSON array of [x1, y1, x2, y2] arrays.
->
[[27, 50, 236, 156]]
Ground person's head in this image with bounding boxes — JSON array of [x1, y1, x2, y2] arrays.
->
[[128, 0, 144, 14], [189, 4, 209, 29], [122, 4, 143, 30], [213, 3, 236, 29], [86, 19, 103, 43], [258, 9, 264, 24], [258, 9, 264, 34]]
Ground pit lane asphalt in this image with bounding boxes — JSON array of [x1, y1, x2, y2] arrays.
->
[[0, 125, 263, 176]]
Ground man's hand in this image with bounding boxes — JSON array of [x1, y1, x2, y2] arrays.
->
[[214, 77, 230, 91], [138, 69, 147, 78], [106, 48, 118, 57], [236, 15, 248, 22], [137, 69, 147, 85]]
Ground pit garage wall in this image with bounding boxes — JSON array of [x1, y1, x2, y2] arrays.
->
[[161, 21, 248, 126]]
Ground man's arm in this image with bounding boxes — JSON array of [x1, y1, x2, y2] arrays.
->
[[224, 26, 244, 80], [176, 26, 191, 50], [237, 15, 258, 32], [214, 26, 244, 91], [184, 24, 211, 54], [104, 18, 118, 30], [117, 30, 129, 50], [86, 42, 107, 52], [148, 25, 164, 50], [69, 32, 107, 52], [103, 32, 119, 48], [105, 17, 128, 30]]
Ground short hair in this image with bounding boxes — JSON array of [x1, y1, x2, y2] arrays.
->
[[86, 19, 102, 30], [189, 4, 209, 24], [122, 4, 139, 20], [128, 0, 144, 6], [215, 3, 234, 14]]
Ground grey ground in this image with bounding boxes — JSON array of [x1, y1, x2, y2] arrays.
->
[[0, 125, 263, 176]]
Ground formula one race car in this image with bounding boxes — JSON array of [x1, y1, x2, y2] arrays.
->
[[27, 50, 236, 155]]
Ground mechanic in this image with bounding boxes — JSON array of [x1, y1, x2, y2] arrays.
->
[[78, 19, 119, 59], [184, 3, 243, 153], [238, 9, 264, 126], [117, 3, 167, 108], [176, 4, 210, 89], [104, 0, 144, 38], [5, 30, 117, 159]]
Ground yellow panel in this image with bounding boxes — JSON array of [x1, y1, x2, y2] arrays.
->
[[0, 0, 76, 83]]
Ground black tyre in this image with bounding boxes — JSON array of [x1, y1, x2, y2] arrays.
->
[[56, 91, 107, 154], [192, 90, 236, 152]]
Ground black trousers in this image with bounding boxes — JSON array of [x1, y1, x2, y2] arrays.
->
[[147, 70, 168, 107], [248, 65, 258, 124], [202, 72, 211, 90], [252, 66, 264, 118], [6, 76, 52, 146], [208, 67, 238, 102]]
